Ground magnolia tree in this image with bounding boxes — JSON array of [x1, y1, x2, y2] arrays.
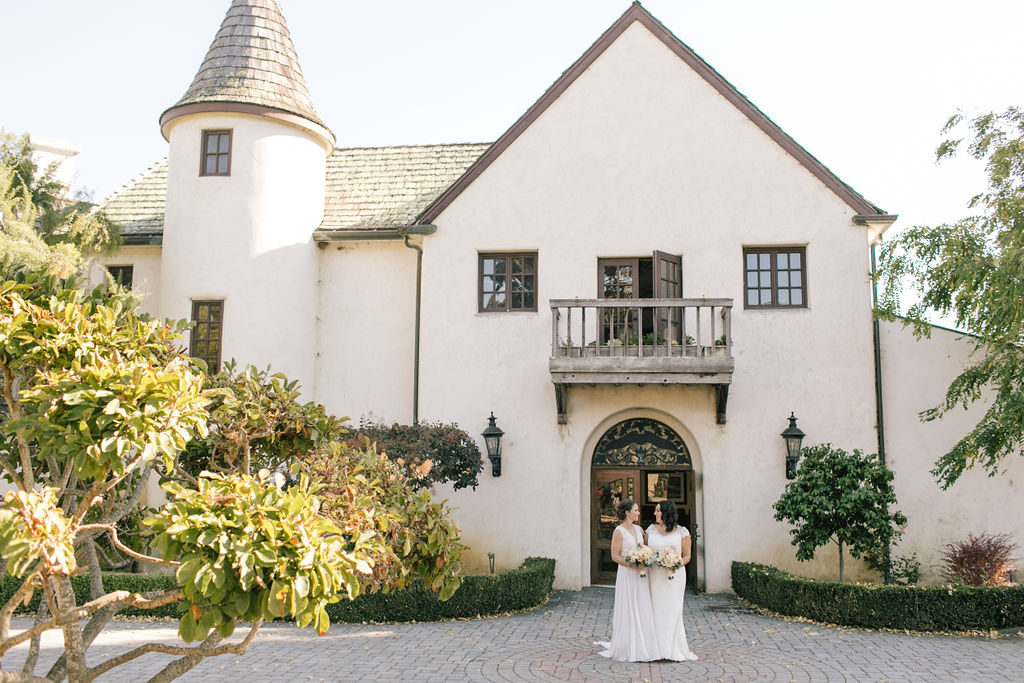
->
[[773, 444, 907, 583], [0, 271, 464, 681]]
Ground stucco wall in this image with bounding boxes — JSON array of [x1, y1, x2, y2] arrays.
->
[[88, 246, 163, 317], [880, 321, 1024, 584], [413, 22, 880, 591], [161, 113, 325, 393], [316, 240, 417, 423]]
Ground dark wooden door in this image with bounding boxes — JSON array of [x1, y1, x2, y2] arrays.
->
[[592, 467, 698, 589], [591, 468, 640, 585]]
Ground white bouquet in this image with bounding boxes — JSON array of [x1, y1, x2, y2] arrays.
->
[[625, 544, 654, 578], [655, 547, 684, 579]]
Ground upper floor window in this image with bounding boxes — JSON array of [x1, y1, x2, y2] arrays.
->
[[200, 130, 232, 176], [479, 253, 537, 312], [744, 247, 806, 308], [106, 265, 133, 289], [191, 300, 224, 372]]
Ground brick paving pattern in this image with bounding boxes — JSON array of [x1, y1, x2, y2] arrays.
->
[[6, 588, 1023, 681]]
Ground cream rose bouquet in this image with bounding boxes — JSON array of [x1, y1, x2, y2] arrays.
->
[[625, 544, 654, 578], [655, 547, 684, 579]]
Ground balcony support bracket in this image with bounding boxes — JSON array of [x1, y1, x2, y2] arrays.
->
[[715, 384, 729, 425], [555, 384, 568, 424]]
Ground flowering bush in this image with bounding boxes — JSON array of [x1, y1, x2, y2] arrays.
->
[[655, 547, 684, 579], [625, 544, 654, 578]]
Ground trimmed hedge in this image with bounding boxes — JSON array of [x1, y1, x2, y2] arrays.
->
[[0, 557, 556, 624], [0, 572, 180, 619], [732, 561, 1024, 631], [327, 557, 556, 623]]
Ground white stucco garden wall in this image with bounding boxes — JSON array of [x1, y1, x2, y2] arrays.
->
[[408, 22, 881, 591], [160, 113, 325, 392], [880, 321, 1024, 584]]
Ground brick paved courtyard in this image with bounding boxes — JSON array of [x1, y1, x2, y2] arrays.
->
[[6, 587, 1023, 681]]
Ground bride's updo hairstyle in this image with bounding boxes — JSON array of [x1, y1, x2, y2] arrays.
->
[[617, 499, 637, 521], [658, 500, 678, 533]]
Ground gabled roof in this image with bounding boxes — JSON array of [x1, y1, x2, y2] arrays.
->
[[160, 0, 332, 143], [101, 144, 488, 242], [416, 2, 889, 224]]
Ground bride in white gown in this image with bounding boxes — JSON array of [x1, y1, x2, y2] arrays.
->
[[596, 499, 659, 662], [646, 499, 698, 661]]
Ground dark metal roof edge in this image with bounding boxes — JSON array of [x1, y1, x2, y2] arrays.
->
[[853, 214, 898, 225], [417, 2, 889, 223], [314, 225, 437, 244], [121, 234, 164, 246]]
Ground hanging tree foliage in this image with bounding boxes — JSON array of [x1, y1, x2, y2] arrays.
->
[[875, 107, 1024, 488]]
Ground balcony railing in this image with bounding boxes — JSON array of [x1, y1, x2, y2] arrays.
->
[[548, 298, 734, 424]]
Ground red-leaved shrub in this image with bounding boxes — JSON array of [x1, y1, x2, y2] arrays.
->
[[940, 532, 1018, 586]]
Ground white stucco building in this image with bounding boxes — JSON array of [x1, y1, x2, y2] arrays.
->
[[93, 0, 1023, 592]]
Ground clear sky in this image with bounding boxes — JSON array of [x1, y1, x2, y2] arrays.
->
[[3, 0, 1023, 237]]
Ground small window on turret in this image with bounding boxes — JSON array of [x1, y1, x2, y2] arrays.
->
[[200, 130, 232, 176]]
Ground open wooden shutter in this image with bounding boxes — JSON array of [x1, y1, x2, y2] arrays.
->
[[652, 251, 682, 343]]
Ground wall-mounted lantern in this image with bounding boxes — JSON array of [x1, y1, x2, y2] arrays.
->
[[781, 412, 805, 479], [482, 412, 504, 477]]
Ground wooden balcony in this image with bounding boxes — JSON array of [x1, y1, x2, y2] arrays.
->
[[549, 298, 734, 424]]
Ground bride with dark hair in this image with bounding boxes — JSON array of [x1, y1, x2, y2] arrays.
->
[[596, 499, 659, 661], [646, 499, 698, 661]]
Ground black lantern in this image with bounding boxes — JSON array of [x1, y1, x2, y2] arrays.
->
[[781, 412, 805, 479], [482, 412, 504, 477]]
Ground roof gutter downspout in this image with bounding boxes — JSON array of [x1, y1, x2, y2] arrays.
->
[[871, 242, 891, 582], [401, 231, 424, 425]]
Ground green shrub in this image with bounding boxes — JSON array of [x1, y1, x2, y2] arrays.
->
[[732, 561, 1024, 631], [326, 557, 555, 623], [1, 558, 556, 625], [349, 420, 483, 491]]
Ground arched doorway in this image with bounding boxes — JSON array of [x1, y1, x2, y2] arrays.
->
[[590, 417, 696, 588]]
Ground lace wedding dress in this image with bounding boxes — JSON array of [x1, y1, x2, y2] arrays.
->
[[646, 524, 698, 661], [596, 524, 659, 662]]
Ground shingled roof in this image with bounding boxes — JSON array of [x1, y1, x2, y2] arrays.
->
[[101, 159, 168, 243], [101, 143, 488, 242], [161, 0, 329, 136]]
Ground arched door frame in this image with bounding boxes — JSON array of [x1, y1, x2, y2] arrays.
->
[[577, 408, 705, 591]]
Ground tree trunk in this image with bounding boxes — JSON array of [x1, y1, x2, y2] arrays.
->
[[49, 576, 86, 682], [838, 541, 845, 583]]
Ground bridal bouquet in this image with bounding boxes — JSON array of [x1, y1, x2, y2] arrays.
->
[[625, 544, 654, 578], [655, 548, 684, 579]]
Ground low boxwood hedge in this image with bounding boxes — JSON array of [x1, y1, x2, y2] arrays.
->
[[1, 557, 555, 624], [732, 561, 1024, 631], [327, 556, 556, 623], [0, 572, 181, 619]]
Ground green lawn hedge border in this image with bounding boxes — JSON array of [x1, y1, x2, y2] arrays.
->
[[0, 557, 556, 624], [732, 561, 1024, 631]]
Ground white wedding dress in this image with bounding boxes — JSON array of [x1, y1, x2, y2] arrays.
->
[[646, 524, 698, 661], [596, 524, 659, 662]]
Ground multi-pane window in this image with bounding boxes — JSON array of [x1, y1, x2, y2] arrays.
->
[[479, 253, 537, 312], [106, 265, 133, 289], [200, 130, 232, 176], [190, 300, 224, 372], [743, 247, 806, 308]]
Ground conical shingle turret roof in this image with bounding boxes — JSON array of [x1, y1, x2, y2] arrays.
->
[[161, 0, 332, 143]]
